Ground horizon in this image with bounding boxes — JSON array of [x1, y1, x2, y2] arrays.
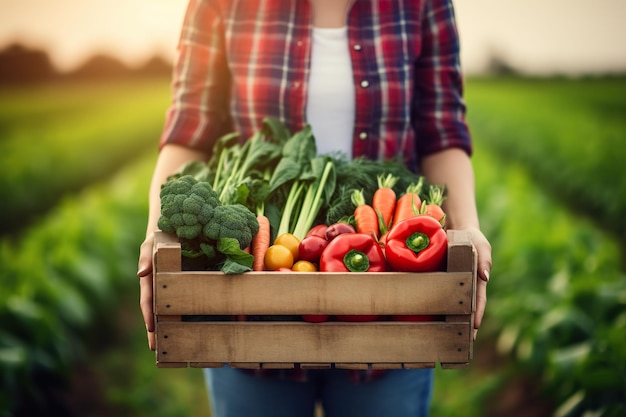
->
[[1, 0, 625, 76]]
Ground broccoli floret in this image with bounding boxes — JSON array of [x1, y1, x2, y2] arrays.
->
[[202, 204, 259, 249], [157, 175, 220, 240]]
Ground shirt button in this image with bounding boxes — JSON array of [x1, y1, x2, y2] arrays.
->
[[360, 80, 370, 88], [297, 41, 303, 47], [359, 132, 368, 140], [353, 44, 362, 51], [293, 81, 301, 88]]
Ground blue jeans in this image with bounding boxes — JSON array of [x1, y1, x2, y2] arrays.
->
[[203, 367, 434, 417]]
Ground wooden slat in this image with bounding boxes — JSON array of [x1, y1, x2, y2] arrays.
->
[[301, 363, 333, 369], [403, 363, 436, 369], [371, 363, 403, 370], [262, 363, 295, 369], [154, 231, 182, 273], [446, 229, 477, 312], [334, 363, 369, 370], [190, 362, 224, 368], [155, 321, 471, 365], [446, 230, 475, 272], [440, 362, 470, 369], [154, 271, 473, 316], [157, 315, 182, 322], [229, 363, 261, 369], [445, 229, 477, 363], [156, 362, 188, 368]]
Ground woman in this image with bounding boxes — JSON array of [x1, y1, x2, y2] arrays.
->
[[138, 1, 492, 416]]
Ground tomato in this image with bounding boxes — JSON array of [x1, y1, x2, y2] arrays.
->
[[292, 260, 317, 272], [264, 244, 294, 270], [302, 314, 330, 323], [338, 314, 379, 322], [298, 235, 329, 264], [306, 224, 328, 239], [274, 233, 300, 261]]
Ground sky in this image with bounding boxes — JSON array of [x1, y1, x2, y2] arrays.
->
[[1, 0, 625, 76]]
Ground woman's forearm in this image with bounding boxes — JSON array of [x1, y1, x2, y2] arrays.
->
[[419, 148, 480, 230]]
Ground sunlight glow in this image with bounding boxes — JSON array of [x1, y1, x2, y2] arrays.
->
[[0, 0, 625, 75]]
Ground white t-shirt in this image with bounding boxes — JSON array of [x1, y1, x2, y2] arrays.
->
[[305, 27, 355, 159]]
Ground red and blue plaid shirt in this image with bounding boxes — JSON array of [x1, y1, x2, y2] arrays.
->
[[160, 0, 472, 172]]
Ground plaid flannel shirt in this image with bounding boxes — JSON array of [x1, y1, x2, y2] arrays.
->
[[160, 0, 472, 172], [161, 0, 471, 382]]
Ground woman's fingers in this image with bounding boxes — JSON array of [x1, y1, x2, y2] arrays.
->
[[138, 234, 156, 351], [461, 227, 491, 340]]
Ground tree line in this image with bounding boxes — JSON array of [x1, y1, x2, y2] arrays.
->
[[0, 43, 172, 85]]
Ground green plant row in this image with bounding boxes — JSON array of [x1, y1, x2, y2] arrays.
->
[[0, 78, 171, 235], [465, 76, 626, 243], [2, 77, 624, 417], [471, 140, 626, 417], [0, 153, 155, 415]]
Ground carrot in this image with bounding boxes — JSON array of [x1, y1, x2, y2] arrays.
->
[[252, 214, 271, 271], [351, 189, 379, 238], [372, 174, 398, 234], [391, 178, 424, 227], [422, 186, 447, 227]]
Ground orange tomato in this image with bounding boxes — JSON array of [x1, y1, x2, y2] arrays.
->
[[274, 233, 300, 260], [292, 260, 317, 272], [264, 244, 294, 270]]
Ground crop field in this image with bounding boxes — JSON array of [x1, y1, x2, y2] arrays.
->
[[0, 79, 169, 234], [1, 76, 624, 417], [465, 76, 626, 243]]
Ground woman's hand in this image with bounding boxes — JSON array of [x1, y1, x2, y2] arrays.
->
[[461, 226, 492, 340], [420, 149, 492, 340], [137, 144, 211, 351], [137, 232, 156, 351]]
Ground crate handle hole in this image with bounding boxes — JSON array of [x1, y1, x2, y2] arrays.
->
[[457, 348, 462, 352], [166, 304, 171, 308], [458, 301, 464, 305], [459, 282, 465, 286], [164, 335, 169, 339], [163, 285, 167, 289], [162, 351, 168, 355]]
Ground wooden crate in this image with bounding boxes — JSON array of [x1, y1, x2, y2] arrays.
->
[[153, 229, 476, 369]]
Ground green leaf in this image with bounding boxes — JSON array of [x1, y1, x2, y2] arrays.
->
[[268, 125, 316, 192], [221, 257, 253, 275], [180, 241, 205, 258], [208, 132, 241, 169], [177, 160, 211, 182], [261, 117, 291, 144], [236, 134, 282, 181], [217, 237, 253, 274], [246, 178, 271, 207], [234, 183, 250, 206], [283, 124, 316, 161], [268, 158, 302, 193], [199, 243, 218, 260]]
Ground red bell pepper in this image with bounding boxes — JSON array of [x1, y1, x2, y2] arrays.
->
[[319, 233, 385, 322], [320, 233, 386, 273], [385, 215, 447, 272]]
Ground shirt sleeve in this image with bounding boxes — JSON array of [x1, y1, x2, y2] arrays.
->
[[159, 0, 234, 153], [412, 0, 472, 157]]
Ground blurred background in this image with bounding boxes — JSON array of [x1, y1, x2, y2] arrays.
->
[[1, 1, 625, 416]]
